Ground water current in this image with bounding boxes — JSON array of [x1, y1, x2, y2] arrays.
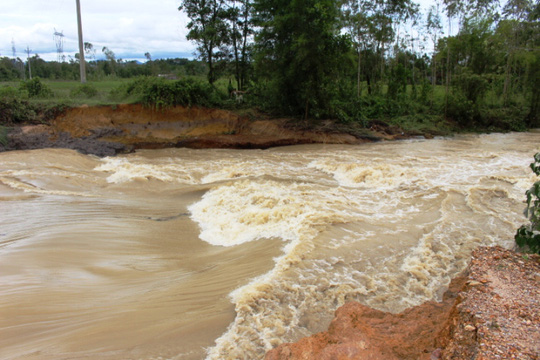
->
[[1, 132, 539, 359]]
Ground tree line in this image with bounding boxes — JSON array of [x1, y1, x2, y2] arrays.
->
[[1, 0, 539, 130], [180, 0, 540, 128], [0, 53, 207, 82]]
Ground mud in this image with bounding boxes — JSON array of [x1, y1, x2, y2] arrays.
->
[[0, 104, 398, 156]]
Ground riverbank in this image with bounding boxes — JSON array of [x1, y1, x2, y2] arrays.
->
[[265, 246, 540, 360], [0, 104, 441, 157]]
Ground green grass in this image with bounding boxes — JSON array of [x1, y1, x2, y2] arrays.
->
[[0, 79, 131, 107], [45, 79, 130, 106]]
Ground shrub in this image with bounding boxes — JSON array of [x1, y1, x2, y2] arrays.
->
[[453, 69, 489, 104], [19, 77, 53, 98], [109, 76, 160, 100], [110, 77, 224, 109], [446, 93, 476, 127], [140, 78, 223, 109], [71, 83, 98, 98], [515, 153, 540, 254], [0, 85, 27, 99], [0, 98, 36, 124]]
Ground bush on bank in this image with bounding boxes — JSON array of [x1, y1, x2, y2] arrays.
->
[[110, 77, 224, 109], [515, 153, 540, 254], [0, 74, 534, 134], [0, 83, 67, 125]]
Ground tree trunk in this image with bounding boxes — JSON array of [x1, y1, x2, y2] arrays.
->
[[444, 20, 451, 118], [502, 53, 512, 106], [527, 85, 540, 127], [207, 43, 215, 84], [357, 48, 362, 97], [432, 54, 436, 107]]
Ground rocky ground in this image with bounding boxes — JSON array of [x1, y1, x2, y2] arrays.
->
[[265, 246, 540, 360], [0, 104, 414, 157]]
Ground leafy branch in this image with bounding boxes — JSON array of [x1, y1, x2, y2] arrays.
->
[[515, 152, 540, 253]]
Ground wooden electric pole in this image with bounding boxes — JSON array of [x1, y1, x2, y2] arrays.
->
[[76, 0, 86, 83]]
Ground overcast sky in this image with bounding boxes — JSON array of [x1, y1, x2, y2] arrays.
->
[[0, 0, 196, 62], [1, 0, 439, 63]]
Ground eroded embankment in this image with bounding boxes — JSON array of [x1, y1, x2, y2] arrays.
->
[[265, 246, 540, 360], [0, 104, 396, 156]]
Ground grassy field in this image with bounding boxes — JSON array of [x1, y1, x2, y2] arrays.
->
[[1, 76, 236, 107], [0, 79, 130, 106]]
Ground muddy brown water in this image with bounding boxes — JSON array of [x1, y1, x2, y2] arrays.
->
[[1, 132, 539, 359]]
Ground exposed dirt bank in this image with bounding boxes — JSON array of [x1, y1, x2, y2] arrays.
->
[[0, 104, 411, 156], [266, 246, 540, 360]]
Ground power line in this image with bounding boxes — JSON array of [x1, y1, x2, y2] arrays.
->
[[54, 28, 65, 62]]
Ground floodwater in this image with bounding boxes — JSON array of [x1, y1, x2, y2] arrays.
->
[[0, 132, 538, 359]]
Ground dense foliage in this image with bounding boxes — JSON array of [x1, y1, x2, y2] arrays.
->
[[1, 0, 539, 129], [175, 0, 540, 126], [0, 84, 67, 125], [0, 56, 208, 82], [515, 153, 540, 254], [111, 77, 224, 109]]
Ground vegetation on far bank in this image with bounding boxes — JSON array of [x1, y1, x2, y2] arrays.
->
[[1, 0, 539, 135]]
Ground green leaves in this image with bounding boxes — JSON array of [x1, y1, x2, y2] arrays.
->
[[140, 78, 223, 109], [19, 77, 53, 98], [253, 0, 353, 118], [515, 152, 540, 254], [180, 0, 230, 84], [531, 152, 540, 175], [515, 226, 540, 254]]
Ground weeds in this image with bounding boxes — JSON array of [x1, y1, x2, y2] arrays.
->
[[515, 153, 540, 254]]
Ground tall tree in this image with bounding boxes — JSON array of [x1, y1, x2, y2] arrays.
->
[[426, 2, 443, 95], [500, 0, 533, 104], [224, 0, 253, 90], [180, 0, 228, 84], [342, 0, 418, 96], [101, 46, 117, 76], [254, 0, 353, 119]]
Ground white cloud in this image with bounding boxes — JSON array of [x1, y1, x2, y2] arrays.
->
[[0, 0, 196, 61]]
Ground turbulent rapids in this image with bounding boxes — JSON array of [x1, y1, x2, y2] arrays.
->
[[1, 132, 539, 360]]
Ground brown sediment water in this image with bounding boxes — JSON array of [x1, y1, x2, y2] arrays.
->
[[0, 132, 539, 359]]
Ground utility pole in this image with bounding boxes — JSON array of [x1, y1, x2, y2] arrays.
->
[[25, 46, 32, 79], [76, 0, 86, 83]]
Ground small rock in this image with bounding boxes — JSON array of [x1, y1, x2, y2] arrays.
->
[[465, 325, 476, 331], [430, 348, 442, 360], [467, 280, 483, 286]]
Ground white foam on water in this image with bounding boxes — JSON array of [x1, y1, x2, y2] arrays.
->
[[188, 179, 355, 247], [308, 160, 416, 189], [188, 179, 367, 358], [198, 140, 539, 359], [95, 157, 197, 184]]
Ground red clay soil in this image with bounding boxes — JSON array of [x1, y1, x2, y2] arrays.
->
[[50, 104, 373, 149], [1, 104, 399, 156], [265, 246, 540, 360]]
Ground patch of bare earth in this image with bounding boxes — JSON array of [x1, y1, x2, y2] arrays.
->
[[2, 105, 387, 156], [265, 246, 540, 360], [438, 246, 540, 360]]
